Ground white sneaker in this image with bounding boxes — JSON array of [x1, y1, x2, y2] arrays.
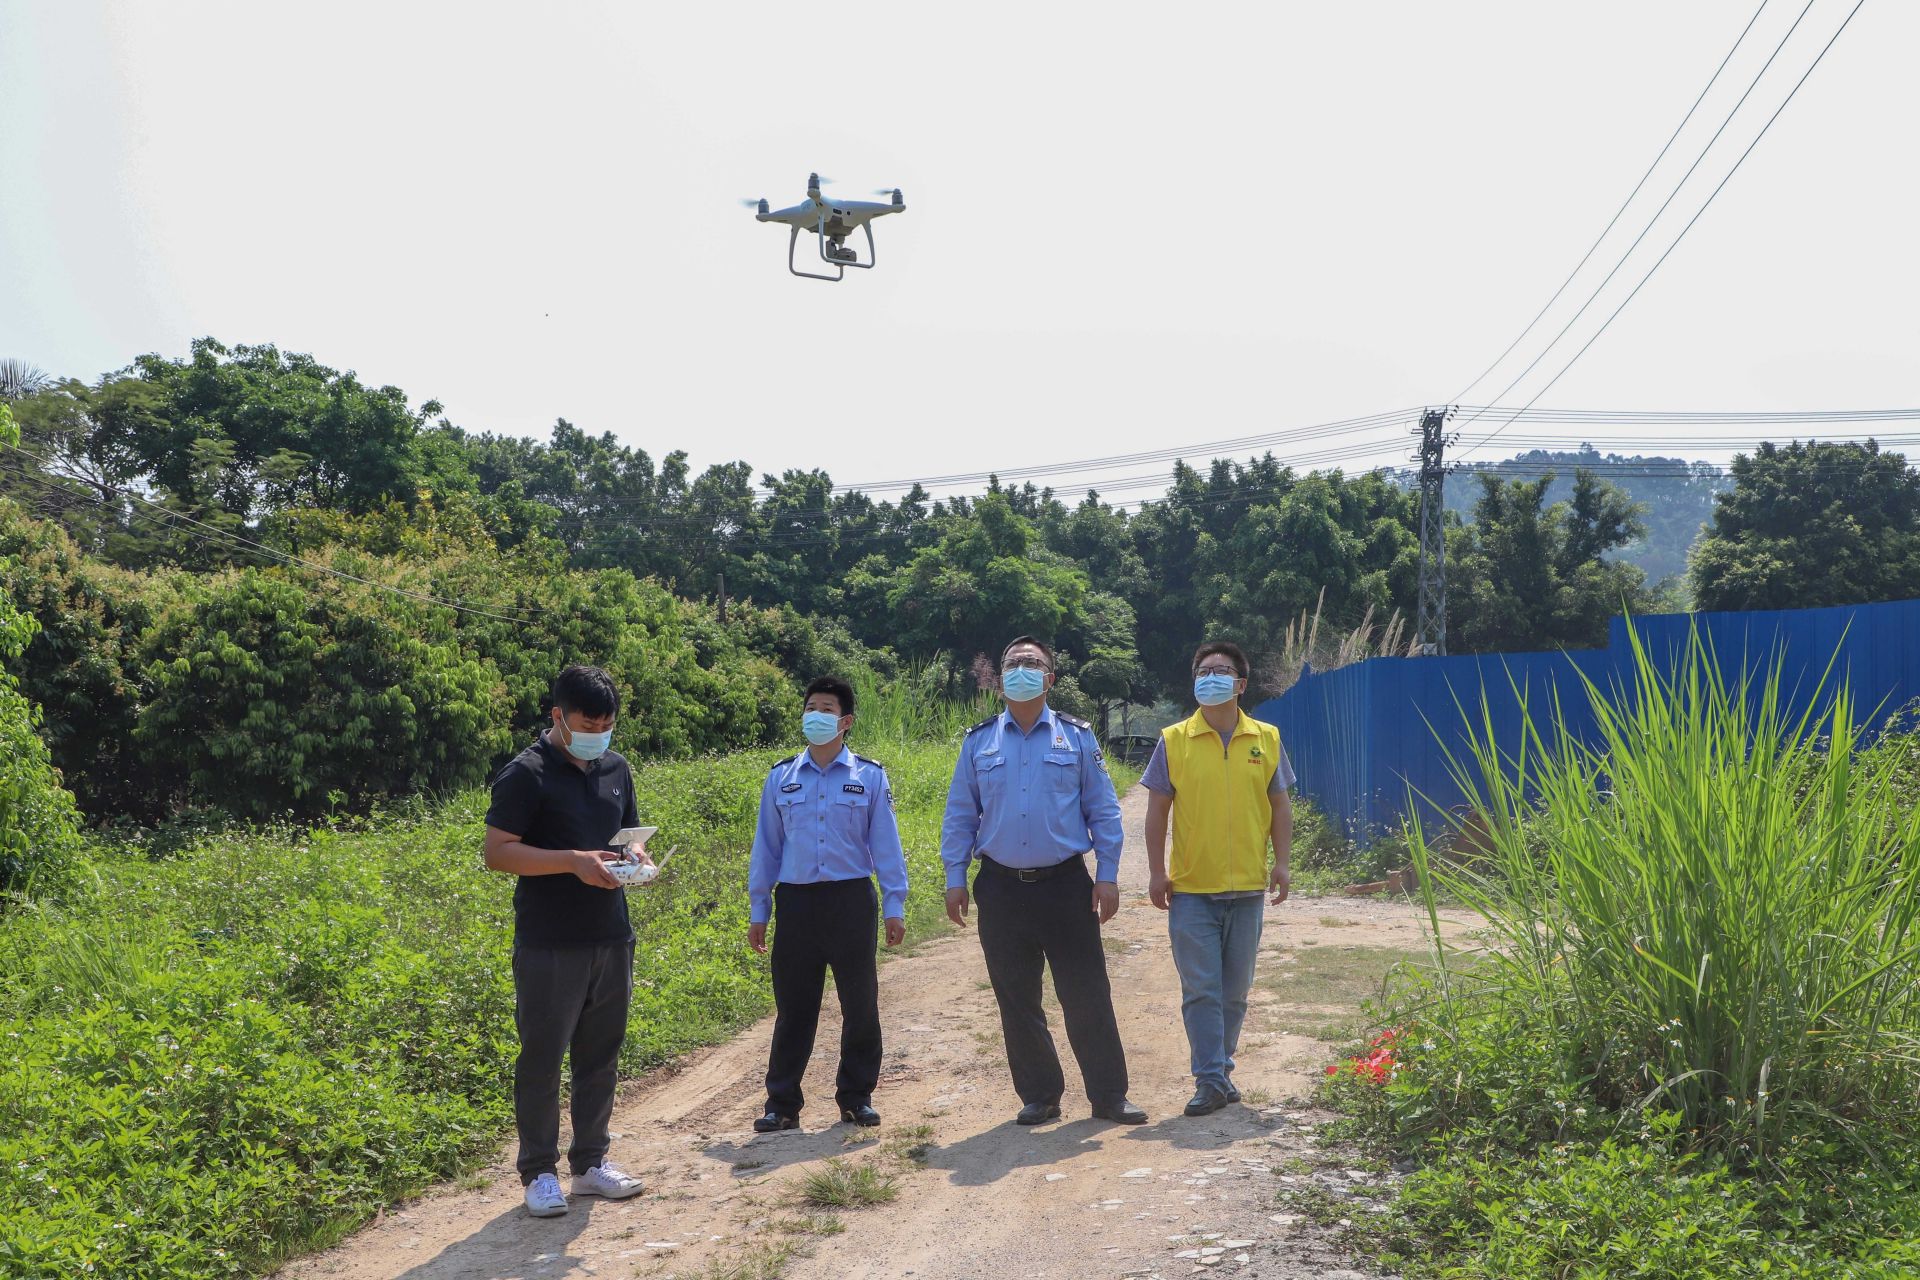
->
[[524, 1172, 569, 1217], [572, 1161, 645, 1200]]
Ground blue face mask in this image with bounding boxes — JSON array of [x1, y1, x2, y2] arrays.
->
[[1194, 673, 1239, 706], [1001, 666, 1048, 702], [802, 710, 844, 746], [559, 719, 613, 762]]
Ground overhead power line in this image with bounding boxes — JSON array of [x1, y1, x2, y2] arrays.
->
[[1457, 0, 1828, 441], [1458, 0, 1870, 462], [1450, 0, 1775, 407]]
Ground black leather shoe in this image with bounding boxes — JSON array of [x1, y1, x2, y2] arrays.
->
[[1185, 1087, 1230, 1117], [753, 1111, 799, 1133], [840, 1103, 881, 1127], [1224, 1083, 1242, 1104], [1090, 1099, 1149, 1125], [1015, 1101, 1062, 1126]]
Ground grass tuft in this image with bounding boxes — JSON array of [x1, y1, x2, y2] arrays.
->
[[794, 1158, 899, 1208]]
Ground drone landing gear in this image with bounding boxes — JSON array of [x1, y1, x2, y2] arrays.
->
[[786, 220, 878, 281]]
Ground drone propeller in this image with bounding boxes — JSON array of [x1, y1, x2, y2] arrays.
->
[[870, 188, 899, 196], [737, 197, 764, 208]]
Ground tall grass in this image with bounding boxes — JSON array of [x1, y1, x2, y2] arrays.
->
[[848, 663, 996, 745], [1409, 622, 1920, 1160]]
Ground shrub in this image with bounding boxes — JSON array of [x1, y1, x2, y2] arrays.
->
[[0, 499, 173, 822], [134, 570, 512, 821], [0, 567, 82, 898]]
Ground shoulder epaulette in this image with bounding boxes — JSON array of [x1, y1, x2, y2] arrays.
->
[[1057, 712, 1093, 731], [767, 752, 803, 773], [852, 752, 887, 770], [963, 715, 998, 737]]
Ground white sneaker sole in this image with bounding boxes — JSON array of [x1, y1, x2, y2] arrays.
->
[[572, 1180, 644, 1200], [525, 1200, 569, 1218]]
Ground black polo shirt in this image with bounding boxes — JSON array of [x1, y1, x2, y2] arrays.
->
[[485, 732, 639, 949]]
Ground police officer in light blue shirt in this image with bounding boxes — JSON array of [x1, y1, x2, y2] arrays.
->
[[747, 676, 908, 1133], [940, 635, 1146, 1127]]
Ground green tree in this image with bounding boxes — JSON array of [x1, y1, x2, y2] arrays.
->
[[135, 572, 514, 820], [1449, 468, 1653, 652], [1689, 440, 1920, 612], [884, 494, 1092, 669]]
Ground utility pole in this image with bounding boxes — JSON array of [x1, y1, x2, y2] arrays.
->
[[717, 572, 728, 625], [1414, 407, 1451, 657]]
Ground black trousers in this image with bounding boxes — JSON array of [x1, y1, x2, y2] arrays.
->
[[974, 856, 1130, 1109], [765, 878, 882, 1117], [512, 938, 633, 1185]]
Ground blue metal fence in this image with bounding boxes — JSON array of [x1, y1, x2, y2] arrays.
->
[[1248, 597, 1920, 836]]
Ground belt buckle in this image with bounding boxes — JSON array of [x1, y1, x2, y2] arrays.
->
[[1015, 867, 1041, 883]]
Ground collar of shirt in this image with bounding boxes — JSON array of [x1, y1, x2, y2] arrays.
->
[[1179, 707, 1258, 742], [998, 702, 1057, 738], [794, 745, 855, 776]]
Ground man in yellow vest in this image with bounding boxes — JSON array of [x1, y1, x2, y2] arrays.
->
[[1142, 640, 1294, 1117]]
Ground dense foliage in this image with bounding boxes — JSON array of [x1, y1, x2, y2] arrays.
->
[[1446, 469, 1661, 652], [0, 340, 1669, 827], [0, 407, 85, 894], [1449, 448, 1727, 587], [1690, 439, 1920, 611]]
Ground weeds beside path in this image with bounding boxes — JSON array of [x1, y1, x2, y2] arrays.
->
[[279, 783, 1476, 1280]]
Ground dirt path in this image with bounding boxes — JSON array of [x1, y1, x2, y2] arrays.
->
[[280, 787, 1478, 1280]]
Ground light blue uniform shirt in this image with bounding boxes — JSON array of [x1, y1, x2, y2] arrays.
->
[[748, 747, 909, 926], [940, 703, 1124, 890]]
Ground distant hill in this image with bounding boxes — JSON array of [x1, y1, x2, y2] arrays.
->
[[1443, 447, 1729, 590]]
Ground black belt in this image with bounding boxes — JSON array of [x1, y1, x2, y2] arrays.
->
[[978, 854, 1085, 883]]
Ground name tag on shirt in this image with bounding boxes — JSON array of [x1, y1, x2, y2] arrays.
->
[[842, 783, 866, 794]]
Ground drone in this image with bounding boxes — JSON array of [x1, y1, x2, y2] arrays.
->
[[744, 173, 906, 281]]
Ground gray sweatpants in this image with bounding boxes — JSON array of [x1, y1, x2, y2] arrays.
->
[[512, 939, 634, 1185]]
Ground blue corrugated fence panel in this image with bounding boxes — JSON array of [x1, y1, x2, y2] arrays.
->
[[1250, 597, 1920, 837]]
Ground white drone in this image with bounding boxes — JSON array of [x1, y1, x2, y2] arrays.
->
[[744, 173, 906, 281]]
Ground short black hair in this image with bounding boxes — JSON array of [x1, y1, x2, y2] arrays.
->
[[1191, 640, 1249, 679], [1001, 635, 1055, 671], [803, 675, 856, 718], [552, 665, 620, 719]]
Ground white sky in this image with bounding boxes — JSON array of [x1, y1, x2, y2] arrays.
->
[[3, 0, 1915, 503]]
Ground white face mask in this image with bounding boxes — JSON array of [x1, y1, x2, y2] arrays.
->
[[557, 715, 613, 761]]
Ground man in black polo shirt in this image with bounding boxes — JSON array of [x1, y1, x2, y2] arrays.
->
[[484, 665, 653, 1218]]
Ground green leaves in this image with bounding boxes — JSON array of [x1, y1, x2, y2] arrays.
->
[[1691, 440, 1920, 612]]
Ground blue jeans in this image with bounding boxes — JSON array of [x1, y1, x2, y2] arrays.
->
[[1167, 892, 1265, 1094]]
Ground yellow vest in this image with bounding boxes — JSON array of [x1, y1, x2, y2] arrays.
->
[[1163, 709, 1282, 893]]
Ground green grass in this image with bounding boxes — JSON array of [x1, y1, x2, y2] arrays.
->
[[680, 1240, 804, 1280], [0, 735, 982, 1279], [793, 1158, 899, 1209], [1313, 625, 1920, 1278]]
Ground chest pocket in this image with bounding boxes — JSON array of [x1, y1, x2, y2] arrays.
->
[[973, 752, 1007, 798], [775, 787, 812, 834], [1043, 751, 1079, 793], [832, 787, 871, 836]]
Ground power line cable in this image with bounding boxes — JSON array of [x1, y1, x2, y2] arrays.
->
[[1456, 0, 1827, 434], [1450, 0, 1775, 405], [1457, 0, 1869, 462]]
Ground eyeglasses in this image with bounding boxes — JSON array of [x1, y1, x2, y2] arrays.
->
[[1195, 666, 1241, 679], [1002, 657, 1051, 672]]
